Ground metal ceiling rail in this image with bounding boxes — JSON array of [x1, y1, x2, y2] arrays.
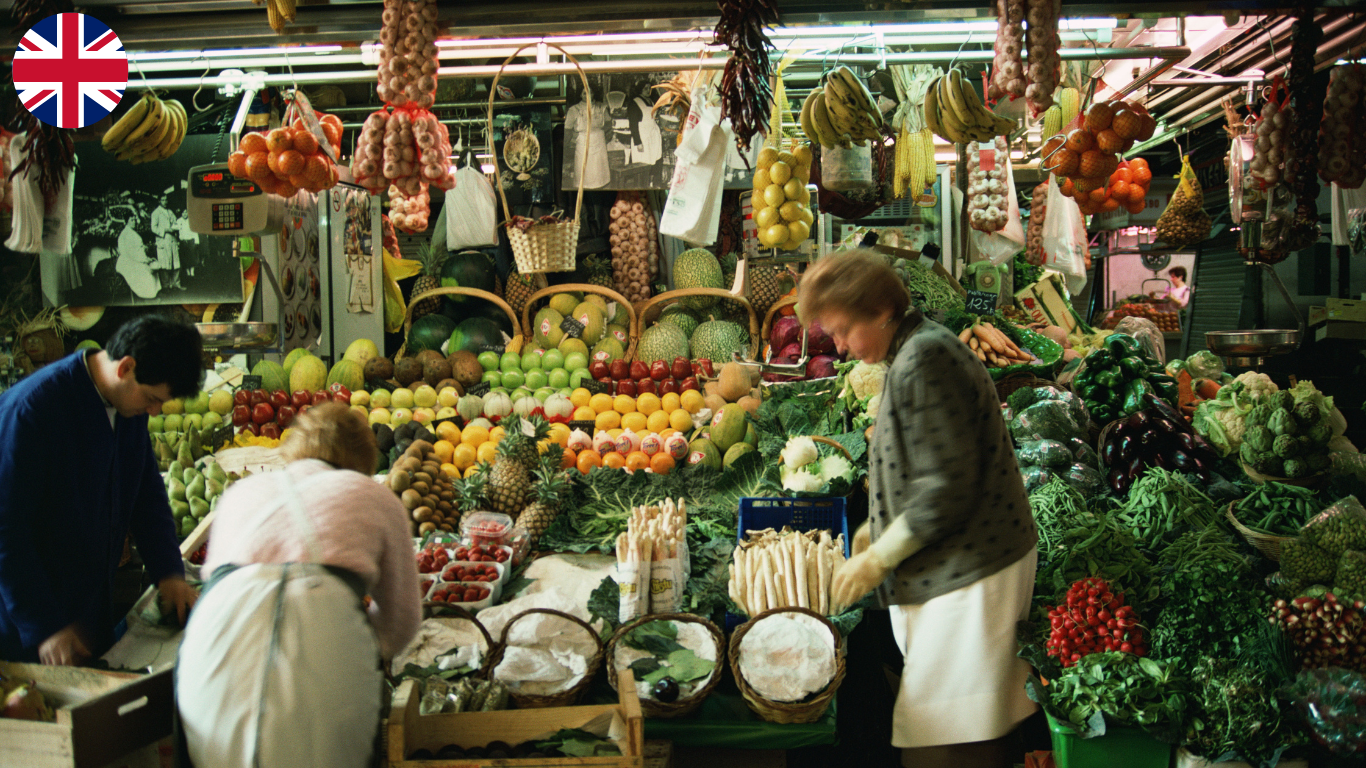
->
[[1141, 16, 1296, 112]]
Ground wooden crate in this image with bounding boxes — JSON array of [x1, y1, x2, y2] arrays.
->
[[0, 662, 174, 768], [387, 671, 643, 767]]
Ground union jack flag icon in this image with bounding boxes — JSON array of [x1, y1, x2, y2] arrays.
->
[[13, 13, 128, 129]]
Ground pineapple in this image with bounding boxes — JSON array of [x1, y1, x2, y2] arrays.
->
[[409, 243, 444, 322], [581, 254, 614, 289], [520, 454, 574, 547], [483, 416, 551, 518], [748, 264, 782, 319], [454, 466, 489, 530], [504, 269, 541, 318]]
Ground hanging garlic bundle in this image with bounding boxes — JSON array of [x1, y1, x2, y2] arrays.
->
[[1249, 96, 1292, 188], [608, 191, 659, 303], [1024, 0, 1061, 116], [1317, 64, 1366, 189], [967, 136, 1009, 233], [989, 0, 1026, 102], [376, 0, 439, 109]]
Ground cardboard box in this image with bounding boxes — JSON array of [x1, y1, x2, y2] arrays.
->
[[1308, 305, 1328, 327], [1326, 297, 1366, 323], [1014, 274, 1079, 332], [1316, 321, 1366, 341]]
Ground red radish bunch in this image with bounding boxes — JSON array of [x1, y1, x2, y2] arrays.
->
[[1046, 577, 1147, 667], [453, 544, 510, 564], [416, 543, 451, 574], [441, 564, 500, 583], [430, 584, 491, 604], [1270, 593, 1366, 672]]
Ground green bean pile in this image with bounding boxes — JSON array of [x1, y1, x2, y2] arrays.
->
[[1233, 481, 1321, 537], [1114, 468, 1220, 550], [896, 259, 965, 313], [1029, 479, 1090, 556], [1157, 525, 1248, 574]]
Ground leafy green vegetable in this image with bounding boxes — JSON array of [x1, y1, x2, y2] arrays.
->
[[587, 575, 621, 635], [1027, 652, 1190, 743], [1013, 252, 1043, 292], [622, 620, 682, 657], [537, 729, 621, 758], [1149, 562, 1266, 665], [1113, 468, 1219, 551], [1183, 657, 1304, 768], [1036, 513, 1159, 609], [642, 648, 715, 685]]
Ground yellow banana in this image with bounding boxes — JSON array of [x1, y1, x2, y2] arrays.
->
[[101, 94, 153, 152], [924, 78, 948, 142], [811, 92, 849, 149], [128, 102, 174, 155], [824, 80, 878, 143], [935, 77, 970, 144], [121, 95, 164, 149], [799, 90, 821, 145], [145, 100, 184, 161], [832, 66, 883, 127]]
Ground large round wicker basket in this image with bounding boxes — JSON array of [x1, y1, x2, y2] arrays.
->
[[482, 608, 605, 709], [727, 606, 845, 724], [396, 286, 522, 360], [605, 613, 726, 719], [638, 288, 761, 362], [520, 282, 639, 362]]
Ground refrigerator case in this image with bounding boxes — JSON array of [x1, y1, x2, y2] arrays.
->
[[258, 183, 383, 362]]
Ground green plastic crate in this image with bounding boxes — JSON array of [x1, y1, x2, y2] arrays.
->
[[1046, 713, 1173, 768]]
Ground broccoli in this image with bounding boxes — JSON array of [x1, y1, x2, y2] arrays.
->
[[1268, 409, 1298, 437], [1295, 401, 1321, 429], [1244, 425, 1274, 454], [1283, 458, 1310, 479], [1244, 403, 1275, 430], [1274, 433, 1300, 459], [1007, 387, 1043, 415]]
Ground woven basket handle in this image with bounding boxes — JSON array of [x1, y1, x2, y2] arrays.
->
[[498, 607, 605, 654], [487, 44, 589, 228], [429, 604, 496, 652]]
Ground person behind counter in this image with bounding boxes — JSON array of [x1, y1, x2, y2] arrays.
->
[[807, 249, 1038, 768], [175, 402, 420, 768], [1151, 265, 1190, 308]]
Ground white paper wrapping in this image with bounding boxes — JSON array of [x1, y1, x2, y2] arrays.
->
[[737, 614, 836, 702]]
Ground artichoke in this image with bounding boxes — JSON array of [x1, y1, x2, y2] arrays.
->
[[1273, 390, 1295, 412], [1308, 422, 1332, 446], [1294, 400, 1321, 429], [1268, 408, 1298, 437], [1240, 442, 1261, 467], [1273, 433, 1300, 459], [1244, 425, 1274, 454], [1253, 456, 1285, 477], [1244, 404, 1274, 429], [1283, 458, 1309, 479]]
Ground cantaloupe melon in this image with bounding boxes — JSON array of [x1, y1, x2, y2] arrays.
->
[[289, 355, 328, 393]]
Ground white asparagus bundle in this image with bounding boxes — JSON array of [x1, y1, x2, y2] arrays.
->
[[730, 527, 847, 617], [617, 498, 690, 617], [617, 498, 687, 563]]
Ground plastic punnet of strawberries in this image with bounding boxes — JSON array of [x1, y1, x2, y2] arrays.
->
[[416, 543, 451, 574], [442, 564, 501, 583], [1045, 577, 1147, 667], [453, 544, 510, 564], [429, 584, 492, 604]]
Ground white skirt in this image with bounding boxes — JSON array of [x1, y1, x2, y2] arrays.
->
[[176, 563, 381, 768], [888, 550, 1038, 748]]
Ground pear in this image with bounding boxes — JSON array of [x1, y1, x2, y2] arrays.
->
[[177, 440, 194, 471], [205, 477, 224, 500], [170, 499, 191, 520], [185, 475, 206, 502], [210, 494, 220, 512], [204, 461, 228, 485], [169, 476, 187, 502], [189, 496, 210, 521], [182, 468, 201, 490], [186, 427, 203, 461], [167, 462, 184, 485], [179, 516, 196, 538]]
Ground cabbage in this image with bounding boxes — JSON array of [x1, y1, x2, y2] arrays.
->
[[1185, 350, 1225, 379]]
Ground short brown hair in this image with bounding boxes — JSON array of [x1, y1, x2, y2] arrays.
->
[[1169, 266, 1187, 280], [797, 248, 910, 325], [280, 401, 378, 475]]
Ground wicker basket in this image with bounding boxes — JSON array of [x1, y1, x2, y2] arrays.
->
[[1225, 500, 1291, 562], [489, 43, 588, 274], [996, 372, 1050, 404], [521, 282, 639, 362], [605, 613, 726, 719], [777, 435, 852, 465], [727, 606, 846, 724], [639, 288, 761, 361], [759, 295, 799, 347], [405, 605, 496, 678], [482, 608, 605, 709], [396, 286, 522, 360], [1240, 460, 1328, 489]]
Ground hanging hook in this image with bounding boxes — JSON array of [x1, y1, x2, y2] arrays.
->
[[190, 56, 212, 112]]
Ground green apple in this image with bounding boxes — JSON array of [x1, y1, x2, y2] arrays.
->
[[183, 413, 204, 430], [520, 348, 544, 371], [541, 349, 565, 370], [390, 407, 414, 427], [511, 387, 533, 403], [437, 387, 459, 407], [557, 387, 573, 398], [391, 388, 415, 410], [435, 406, 457, 420], [202, 412, 224, 429], [369, 388, 392, 408], [369, 407, 391, 425], [570, 369, 594, 389], [534, 387, 555, 404], [478, 351, 501, 372], [502, 370, 525, 390], [208, 390, 233, 416], [413, 385, 438, 409], [524, 369, 548, 390], [351, 390, 371, 407], [148, 415, 165, 433], [161, 399, 185, 416], [564, 351, 589, 372], [547, 367, 571, 389], [500, 352, 521, 374], [187, 392, 211, 415], [482, 370, 502, 387], [350, 405, 369, 421], [163, 414, 184, 432]]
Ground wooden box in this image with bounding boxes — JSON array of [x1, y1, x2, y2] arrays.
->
[[387, 670, 644, 767], [0, 662, 173, 768]]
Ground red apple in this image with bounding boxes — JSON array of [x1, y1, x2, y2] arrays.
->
[[234, 390, 252, 407], [650, 360, 669, 381], [332, 392, 350, 405], [681, 376, 700, 392], [609, 359, 630, 380], [637, 378, 657, 396], [269, 390, 290, 409], [291, 390, 312, 409], [660, 378, 680, 395], [616, 379, 637, 397], [231, 404, 251, 427], [240, 422, 260, 436], [596, 376, 613, 386], [252, 402, 275, 424], [260, 422, 282, 440], [312, 390, 330, 406], [248, 389, 269, 406], [696, 358, 714, 377], [671, 357, 691, 381], [629, 361, 650, 381], [277, 404, 296, 429], [589, 360, 610, 380], [298, 403, 311, 415], [690, 362, 702, 377], [328, 382, 351, 400]]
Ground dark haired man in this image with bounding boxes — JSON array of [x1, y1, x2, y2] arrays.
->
[[0, 315, 204, 664]]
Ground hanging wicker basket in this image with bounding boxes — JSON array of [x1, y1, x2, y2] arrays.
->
[[481, 608, 605, 709], [520, 283, 640, 362], [639, 288, 762, 361], [605, 613, 726, 719], [396, 287, 521, 360], [727, 606, 846, 724], [489, 43, 588, 274]]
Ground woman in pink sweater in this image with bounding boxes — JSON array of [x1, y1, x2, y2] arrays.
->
[[176, 402, 420, 768]]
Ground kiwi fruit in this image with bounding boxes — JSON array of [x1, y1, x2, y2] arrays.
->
[[418, 522, 436, 535], [413, 471, 434, 485], [410, 439, 435, 455], [394, 357, 424, 386], [364, 356, 395, 381], [423, 358, 452, 387], [400, 489, 422, 510]]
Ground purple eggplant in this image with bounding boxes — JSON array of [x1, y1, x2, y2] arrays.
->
[[1109, 468, 1128, 495], [1152, 416, 1178, 435], [1127, 410, 1149, 429], [1102, 440, 1119, 466], [1119, 434, 1137, 462], [1127, 456, 1146, 481], [1144, 393, 1187, 426], [1176, 432, 1198, 453], [1140, 428, 1160, 446], [1170, 451, 1196, 471]]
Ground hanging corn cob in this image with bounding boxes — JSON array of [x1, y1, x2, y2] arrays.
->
[[889, 65, 940, 202]]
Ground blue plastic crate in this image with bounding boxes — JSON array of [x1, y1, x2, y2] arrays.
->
[[737, 497, 850, 558]]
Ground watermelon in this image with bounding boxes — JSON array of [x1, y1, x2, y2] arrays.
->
[[409, 314, 456, 354], [443, 298, 513, 338], [440, 250, 497, 305], [448, 317, 506, 355]]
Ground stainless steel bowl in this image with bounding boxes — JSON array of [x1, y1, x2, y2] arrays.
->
[[1205, 329, 1300, 359], [196, 322, 279, 349]]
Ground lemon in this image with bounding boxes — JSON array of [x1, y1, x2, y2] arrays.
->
[[783, 178, 806, 201], [661, 392, 681, 413], [621, 412, 648, 432], [589, 393, 615, 414], [680, 389, 705, 414], [670, 408, 695, 431], [793, 144, 814, 166], [595, 410, 622, 431], [647, 409, 671, 434], [765, 223, 791, 246], [464, 464, 481, 478], [755, 206, 780, 230], [547, 422, 571, 447], [777, 151, 797, 167], [607, 428, 624, 441], [462, 424, 490, 448], [787, 220, 811, 242], [762, 184, 786, 208], [613, 394, 637, 415], [489, 426, 506, 444], [636, 393, 661, 415], [799, 207, 815, 225], [768, 161, 792, 185], [573, 405, 597, 422], [453, 443, 477, 470], [440, 462, 460, 478], [790, 184, 811, 204], [757, 146, 778, 169], [433, 439, 455, 463], [779, 201, 804, 222], [793, 164, 811, 185], [570, 387, 592, 408], [752, 168, 771, 191], [477, 442, 498, 464]]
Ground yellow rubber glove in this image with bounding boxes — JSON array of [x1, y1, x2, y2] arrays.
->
[[831, 548, 892, 613]]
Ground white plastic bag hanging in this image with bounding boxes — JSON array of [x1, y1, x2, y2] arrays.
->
[[445, 165, 499, 249], [659, 86, 731, 246], [969, 154, 1026, 265], [1040, 175, 1089, 294]]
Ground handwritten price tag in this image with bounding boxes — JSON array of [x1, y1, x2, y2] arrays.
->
[[964, 289, 998, 315], [977, 142, 996, 173]]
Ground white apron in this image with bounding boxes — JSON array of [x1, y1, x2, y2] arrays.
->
[[175, 472, 381, 768], [888, 550, 1038, 748]]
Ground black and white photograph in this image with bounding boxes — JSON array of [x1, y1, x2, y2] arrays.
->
[[50, 135, 243, 307], [490, 111, 557, 207]]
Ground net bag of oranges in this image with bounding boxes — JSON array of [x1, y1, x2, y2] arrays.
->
[[1040, 98, 1156, 217], [226, 94, 343, 197], [1155, 155, 1212, 246]]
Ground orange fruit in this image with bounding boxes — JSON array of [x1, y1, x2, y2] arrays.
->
[[1111, 109, 1142, 141], [576, 449, 603, 474], [321, 121, 343, 147], [650, 453, 676, 475], [245, 152, 272, 182], [625, 451, 650, 472], [1059, 178, 1076, 198], [1051, 149, 1079, 178], [305, 155, 330, 184], [239, 132, 268, 154], [227, 151, 249, 179], [1084, 102, 1115, 133], [1128, 157, 1150, 173], [1095, 129, 1124, 155], [1079, 150, 1116, 180], [1088, 187, 1108, 205], [1131, 164, 1153, 185], [1064, 129, 1095, 153], [1110, 180, 1133, 202], [561, 447, 576, 469], [1073, 176, 1103, 194], [602, 451, 626, 470], [293, 130, 320, 156], [1112, 166, 1133, 184], [1101, 198, 1121, 212], [1125, 199, 1146, 215], [266, 128, 293, 153], [279, 149, 306, 176]]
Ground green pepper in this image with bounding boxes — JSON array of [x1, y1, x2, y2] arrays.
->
[[1107, 334, 1141, 359], [1155, 382, 1179, 403], [1123, 378, 1156, 415], [1087, 348, 1113, 367], [1119, 356, 1148, 378], [1096, 368, 1124, 389]]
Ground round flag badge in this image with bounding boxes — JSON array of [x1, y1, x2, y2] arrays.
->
[[13, 13, 128, 129]]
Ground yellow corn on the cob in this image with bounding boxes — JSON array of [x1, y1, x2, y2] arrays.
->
[[919, 128, 935, 202], [1041, 104, 1063, 141], [1059, 88, 1081, 129]]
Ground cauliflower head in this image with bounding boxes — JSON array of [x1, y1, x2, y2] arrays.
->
[[847, 361, 890, 400], [780, 437, 819, 469], [1232, 371, 1278, 400], [781, 465, 826, 493]]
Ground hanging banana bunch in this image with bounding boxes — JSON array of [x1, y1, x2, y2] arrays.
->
[[889, 65, 940, 202], [798, 65, 884, 149], [101, 92, 189, 165], [923, 67, 1017, 145]]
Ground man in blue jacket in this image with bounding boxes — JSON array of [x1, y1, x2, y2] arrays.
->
[[0, 315, 203, 664]]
